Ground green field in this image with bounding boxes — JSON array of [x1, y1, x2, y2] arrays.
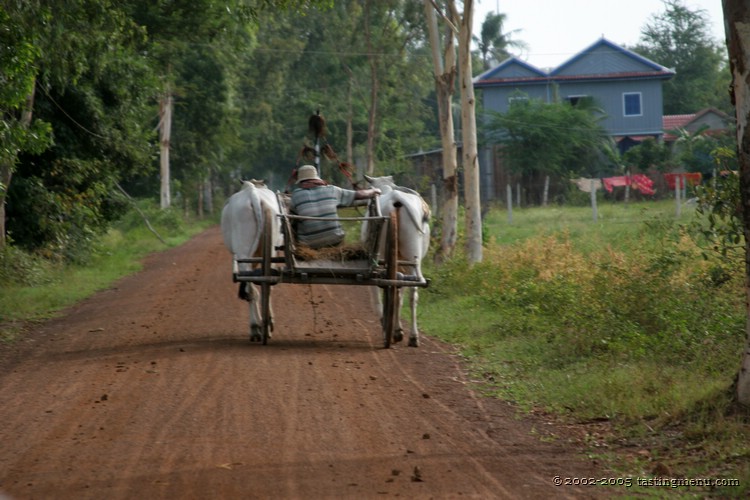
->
[[2, 197, 749, 496], [421, 198, 749, 497]]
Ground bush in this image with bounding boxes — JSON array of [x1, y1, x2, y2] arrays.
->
[[0, 243, 57, 287]]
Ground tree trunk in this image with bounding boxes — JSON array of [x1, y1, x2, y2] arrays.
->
[[347, 73, 354, 166], [203, 175, 213, 215], [159, 89, 173, 209], [0, 82, 36, 249], [0, 159, 13, 249], [723, 0, 750, 405], [364, 0, 379, 176], [425, 0, 459, 263], [451, 0, 482, 264], [198, 182, 204, 218]]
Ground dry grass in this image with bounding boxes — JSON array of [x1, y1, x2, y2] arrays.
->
[[293, 242, 370, 261]]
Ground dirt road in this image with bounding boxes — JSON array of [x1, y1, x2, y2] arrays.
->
[[0, 226, 605, 499]]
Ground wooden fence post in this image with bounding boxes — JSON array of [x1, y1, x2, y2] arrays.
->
[[507, 184, 513, 224], [590, 179, 598, 222]]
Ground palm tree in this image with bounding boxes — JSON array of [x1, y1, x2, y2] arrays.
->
[[473, 12, 527, 70]]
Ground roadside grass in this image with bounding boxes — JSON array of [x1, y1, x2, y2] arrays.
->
[[421, 198, 750, 496], [4, 194, 749, 494], [0, 201, 216, 341]]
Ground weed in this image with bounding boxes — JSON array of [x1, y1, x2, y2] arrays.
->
[[422, 200, 749, 493]]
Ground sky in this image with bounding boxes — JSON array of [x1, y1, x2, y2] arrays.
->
[[471, 0, 726, 70]]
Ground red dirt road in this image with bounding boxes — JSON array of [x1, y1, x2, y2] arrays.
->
[[0, 226, 606, 499]]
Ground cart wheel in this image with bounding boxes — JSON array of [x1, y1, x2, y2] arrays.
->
[[260, 206, 274, 345], [382, 211, 399, 348]]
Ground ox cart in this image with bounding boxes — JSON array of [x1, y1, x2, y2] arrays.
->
[[231, 192, 429, 348]]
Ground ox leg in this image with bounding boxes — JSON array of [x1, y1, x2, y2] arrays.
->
[[407, 262, 423, 347], [393, 288, 404, 343], [246, 283, 263, 342], [407, 287, 419, 347]]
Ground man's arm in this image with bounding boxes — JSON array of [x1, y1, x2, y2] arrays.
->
[[354, 188, 381, 200]]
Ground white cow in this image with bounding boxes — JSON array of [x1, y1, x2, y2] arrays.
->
[[364, 175, 430, 347], [221, 180, 282, 342]]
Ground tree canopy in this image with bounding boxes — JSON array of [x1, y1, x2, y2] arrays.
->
[[1, 0, 438, 258], [633, 0, 730, 115], [486, 95, 611, 204]]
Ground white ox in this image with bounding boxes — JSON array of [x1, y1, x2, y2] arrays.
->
[[221, 180, 282, 342], [364, 175, 430, 347]]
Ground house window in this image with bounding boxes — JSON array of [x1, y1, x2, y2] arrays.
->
[[623, 93, 642, 116]]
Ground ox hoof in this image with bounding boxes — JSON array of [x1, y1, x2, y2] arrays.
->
[[408, 337, 419, 348], [393, 329, 404, 343], [250, 327, 262, 342]]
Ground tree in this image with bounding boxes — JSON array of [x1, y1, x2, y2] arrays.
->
[[723, 0, 750, 405], [487, 96, 611, 204], [622, 137, 672, 173], [230, 1, 433, 187], [673, 127, 736, 176], [472, 11, 526, 71], [424, 0, 458, 262], [0, 4, 52, 249], [3, 0, 158, 256], [447, 0, 482, 263], [634, 0, 730, 115]]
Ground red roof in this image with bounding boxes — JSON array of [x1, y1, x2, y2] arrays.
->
[[663, 114, 695, 131], [662, 109, 736, 141]]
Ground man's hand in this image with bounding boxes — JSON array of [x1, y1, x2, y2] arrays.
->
[[354, 188, 381, 200]]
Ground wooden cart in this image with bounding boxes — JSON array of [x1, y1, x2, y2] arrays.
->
[[231, 193, 429, 348]]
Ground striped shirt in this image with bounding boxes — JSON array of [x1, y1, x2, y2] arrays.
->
[[290, 185, 357, 248]]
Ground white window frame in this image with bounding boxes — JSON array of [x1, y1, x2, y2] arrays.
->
[[623, 92, 642, 117]]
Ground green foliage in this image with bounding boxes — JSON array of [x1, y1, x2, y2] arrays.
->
[[0, 197, 212, 331], [421, 200, 747, 485], [622, 137, 672, 172], [691, 167, 743, 262], [674, 128, 738, 176], [485, 96, 612, 203], [3, 0, 439, 255], [115, 200, 185, 234], [0, 242, 57, 287], [633, 0, 730, 114], [472, 11, 526, 71]]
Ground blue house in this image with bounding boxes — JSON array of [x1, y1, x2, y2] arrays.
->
[[473, 38, 675, 201], [475, 37, 675, 145]]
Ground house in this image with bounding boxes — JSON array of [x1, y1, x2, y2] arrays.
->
[[474, 37, 675, 147], [662, 107, 733, 145], [472, 37, 675, 202]]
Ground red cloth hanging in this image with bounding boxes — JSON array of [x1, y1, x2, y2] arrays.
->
[[601, 175, 655, 195], [664, 172, 702, 189]]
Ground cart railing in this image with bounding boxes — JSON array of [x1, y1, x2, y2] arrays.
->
[[230, 194, 429, 288]]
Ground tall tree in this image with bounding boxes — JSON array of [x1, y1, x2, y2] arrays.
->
[[3, 0, 158, 255], [472, 11, 526, 71], [0, 4, 51, 249], [723, 0, 750, 405], [487, 97, 611, 203], [424, 0, 458, 262], [634, 0, 730, 115], [448, 0, 482, 263]]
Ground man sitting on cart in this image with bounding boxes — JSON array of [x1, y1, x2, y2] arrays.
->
[[290, 165, 380, 249]]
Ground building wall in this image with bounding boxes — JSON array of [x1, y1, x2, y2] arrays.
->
[[480, 78, 664, 137]]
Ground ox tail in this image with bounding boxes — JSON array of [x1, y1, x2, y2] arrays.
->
[[246, 182, 265, 257], [389, 192, 428, 234]]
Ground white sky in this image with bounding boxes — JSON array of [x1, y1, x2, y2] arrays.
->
[[471, 0, 726, 70]]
